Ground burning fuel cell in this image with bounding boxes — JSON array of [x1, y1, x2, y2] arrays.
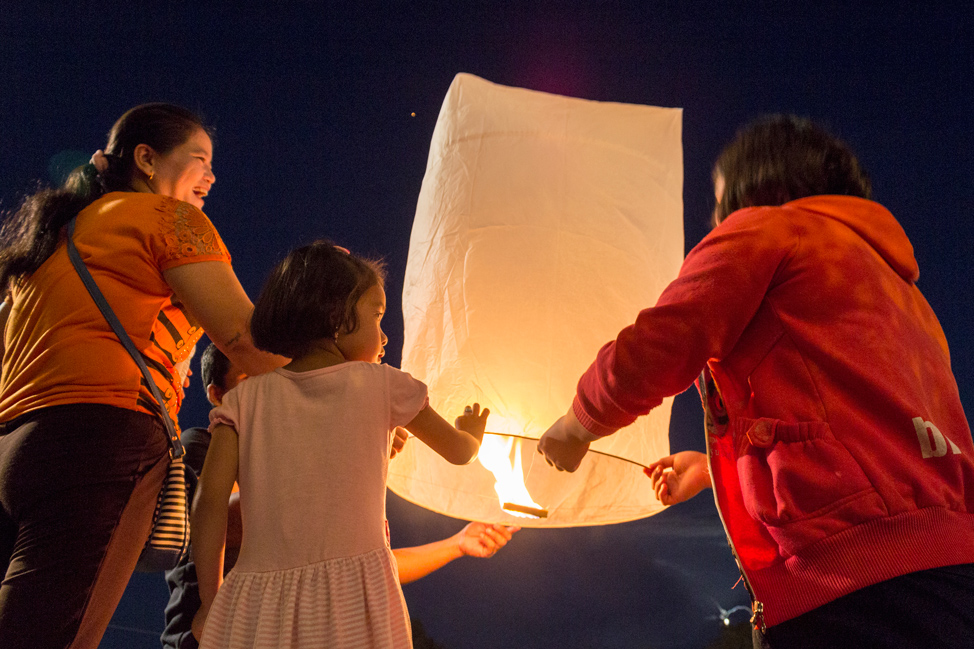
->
[[503, 503, 548, 519], [387, 73, 684, 527]]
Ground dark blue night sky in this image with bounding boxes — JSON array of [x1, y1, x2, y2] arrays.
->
[[1, 3, 971, 648]]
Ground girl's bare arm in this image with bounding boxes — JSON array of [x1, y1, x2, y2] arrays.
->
[[404, 403, 487, 465]]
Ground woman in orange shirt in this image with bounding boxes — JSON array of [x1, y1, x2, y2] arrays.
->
[[0, 103, 285, 649]]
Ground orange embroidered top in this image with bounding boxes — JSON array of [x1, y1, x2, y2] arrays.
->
[[0, 192, 232, 429]]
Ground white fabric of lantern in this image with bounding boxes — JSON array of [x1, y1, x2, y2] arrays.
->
[[388, 73, 684, 527]]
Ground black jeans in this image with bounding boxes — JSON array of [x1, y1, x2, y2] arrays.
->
[[759, 562, 974, 648], [0, 404, 169, 649]]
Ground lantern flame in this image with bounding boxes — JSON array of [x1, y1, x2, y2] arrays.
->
[[476, 428, 545, 519]]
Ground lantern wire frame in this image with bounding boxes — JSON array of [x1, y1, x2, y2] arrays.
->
[[389, 429, 660, 529], [485, 431, 650, 469]]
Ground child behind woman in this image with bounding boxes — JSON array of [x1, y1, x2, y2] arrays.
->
[[191, 242, 487, 648]]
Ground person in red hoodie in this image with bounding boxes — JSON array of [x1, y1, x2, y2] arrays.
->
[[539, 115, 974, 648]]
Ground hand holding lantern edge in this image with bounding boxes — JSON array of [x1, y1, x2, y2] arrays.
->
[[644, 451, 711, 505], [457, 521, 520, 558]]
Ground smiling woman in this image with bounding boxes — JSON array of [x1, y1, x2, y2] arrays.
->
[[0, 103, 285, 649], [134, 127, 216, 209]]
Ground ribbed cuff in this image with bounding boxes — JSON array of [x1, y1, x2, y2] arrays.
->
[[571, 396, 628, 438]]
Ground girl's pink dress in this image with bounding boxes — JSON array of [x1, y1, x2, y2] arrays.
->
[[199, 362, 428, 649]]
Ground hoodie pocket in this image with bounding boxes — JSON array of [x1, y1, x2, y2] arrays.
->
[[735, 417, 887, 556]]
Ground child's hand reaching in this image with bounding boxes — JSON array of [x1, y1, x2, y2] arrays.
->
[[644, 451, 711, 505], [456, 522, 519, 558], [454, 403, 489, 443], [405, 402, 487, 465]]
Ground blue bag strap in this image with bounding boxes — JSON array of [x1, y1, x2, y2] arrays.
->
[[65, 216, 185, 459]]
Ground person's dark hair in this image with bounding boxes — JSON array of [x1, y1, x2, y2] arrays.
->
[[200, 342, 232, 393], [251, 241, 386, 359], [0, 103, 209, 291], [712, 114, 871, 227]]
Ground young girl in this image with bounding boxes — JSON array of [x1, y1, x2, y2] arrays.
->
[[190, 241, 487, 649]]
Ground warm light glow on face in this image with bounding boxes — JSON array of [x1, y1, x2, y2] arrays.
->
[[476, 416, 543, 519], [150, 128, 215, 209]]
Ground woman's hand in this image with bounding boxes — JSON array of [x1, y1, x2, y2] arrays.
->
[[644, 451, 711, 505]]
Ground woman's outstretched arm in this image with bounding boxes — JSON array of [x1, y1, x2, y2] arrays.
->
[[163, 262, 288, 376]]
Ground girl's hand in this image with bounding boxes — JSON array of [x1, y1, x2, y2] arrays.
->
[[455, 403, 489, 443], [644, 451, 711, 505], [405, 404, 482, 465]]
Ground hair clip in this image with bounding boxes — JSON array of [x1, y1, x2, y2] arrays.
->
[[90, 150, 110, 174]]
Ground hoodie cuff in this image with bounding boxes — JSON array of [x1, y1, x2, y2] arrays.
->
[[572, 396, 629, 439]]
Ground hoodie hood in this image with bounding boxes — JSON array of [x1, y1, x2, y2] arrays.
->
[[786, 195, 919, 283]]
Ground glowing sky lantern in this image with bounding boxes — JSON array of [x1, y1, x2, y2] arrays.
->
[[387, 73, 684, 527]]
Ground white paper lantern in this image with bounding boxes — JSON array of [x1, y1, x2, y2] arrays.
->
[[388, 73, 684, 527]]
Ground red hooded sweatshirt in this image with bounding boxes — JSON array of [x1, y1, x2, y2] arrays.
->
[[573, 195, 974, 627]]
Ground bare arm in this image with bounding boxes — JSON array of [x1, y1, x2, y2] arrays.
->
[[403, 403, 487, 465], [645, 451, 711, 505], [163, 262, 287, 376], [394, 523, 519, 585], [222, 491, 242, 575], [190, 423, 239, 637]]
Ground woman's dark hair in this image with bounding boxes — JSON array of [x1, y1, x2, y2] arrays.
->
[[712, 114, 871, 227], [0, 103, 209, 291], [251, 241, 386, 359]]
